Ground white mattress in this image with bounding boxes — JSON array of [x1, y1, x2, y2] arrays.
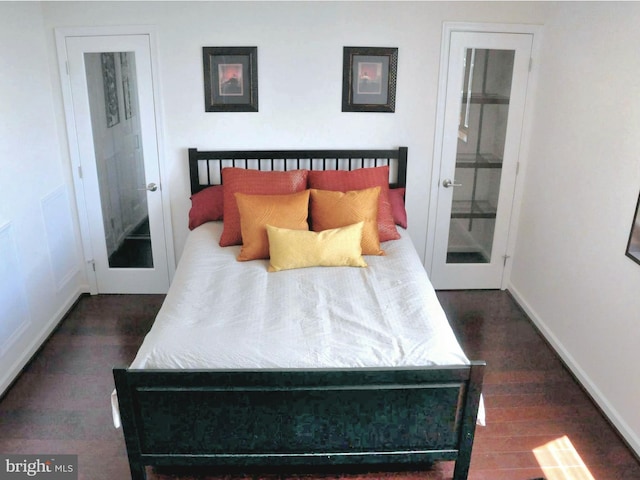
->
[[112, 221, 484, 426]]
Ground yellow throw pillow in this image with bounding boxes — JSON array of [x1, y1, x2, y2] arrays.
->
[[309, 187, 383, 255], [235, 190, 310, 261], [266, 222, 368, 272]]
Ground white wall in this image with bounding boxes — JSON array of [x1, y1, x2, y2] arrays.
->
[[0, 2, 86, 394], [510, 1, 640, 455]]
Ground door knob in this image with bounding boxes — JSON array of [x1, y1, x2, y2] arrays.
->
[[442, 179, 462, 188], [138, 183, 158, 192]]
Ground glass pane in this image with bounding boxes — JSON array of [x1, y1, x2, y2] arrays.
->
[[84, 52, 153, 268], [447, 48, 515, 264]]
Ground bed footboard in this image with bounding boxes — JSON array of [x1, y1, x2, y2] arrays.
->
[[113, 363, 485, 480]]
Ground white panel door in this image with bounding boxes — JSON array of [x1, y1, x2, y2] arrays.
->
[[64, 34, 170, 293], [430, 31, 533, 290]]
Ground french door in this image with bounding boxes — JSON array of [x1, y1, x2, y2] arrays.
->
[[58, 31, 172, 293], [429, 29, 533, 289]]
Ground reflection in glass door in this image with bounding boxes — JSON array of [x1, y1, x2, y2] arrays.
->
[[447, 48, 514, 264], [84, 52, 153, 268]]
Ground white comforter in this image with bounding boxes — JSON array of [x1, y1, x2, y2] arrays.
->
[[112, 222, 484, 426]]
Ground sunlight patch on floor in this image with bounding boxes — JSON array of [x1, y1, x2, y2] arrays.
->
[[533, 435, 595, 480]]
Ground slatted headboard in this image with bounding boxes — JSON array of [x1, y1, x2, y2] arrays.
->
[[188, 147, 408, 194]]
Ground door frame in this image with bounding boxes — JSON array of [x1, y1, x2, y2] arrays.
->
[[55, 25, 175, 294], [425, 22, 542, 289]]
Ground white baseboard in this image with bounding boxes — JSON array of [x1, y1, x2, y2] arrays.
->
[[508, 283, 640, 457], [0, 285, 89, 397]]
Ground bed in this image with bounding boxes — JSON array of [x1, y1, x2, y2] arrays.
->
[[113, 146, 485, 480]]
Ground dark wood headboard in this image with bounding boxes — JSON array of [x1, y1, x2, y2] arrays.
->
[[188, 147, 408, 194]]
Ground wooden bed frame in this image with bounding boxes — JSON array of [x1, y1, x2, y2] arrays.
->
[[113, 147, 485, 480]]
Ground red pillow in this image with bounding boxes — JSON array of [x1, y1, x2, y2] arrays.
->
[[308, 166, 400, 242], [389, 187, 407, 229], [219, 168, 309, 246], [188, 185, 224, 230]]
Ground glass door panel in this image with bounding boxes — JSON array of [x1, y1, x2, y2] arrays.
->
[[84, 51, 153, 268], [446, 48, 515, 264]]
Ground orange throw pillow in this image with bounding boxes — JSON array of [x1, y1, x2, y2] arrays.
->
[[308, 166, 400, 242], [310, 187, 383, 255], [235, 190, 310, 261], [220, 168, 309, 247]]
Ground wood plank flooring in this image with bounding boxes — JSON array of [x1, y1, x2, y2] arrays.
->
[[0, 291, 638, 480]]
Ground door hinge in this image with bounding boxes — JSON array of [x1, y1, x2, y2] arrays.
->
[[529, 58, 533, 72], [78, 165, 83, 178], [503, 254, 511, 267], [516, 162, 520, 176], [88, 259, 95, 271], [65, 61, 69, 75]]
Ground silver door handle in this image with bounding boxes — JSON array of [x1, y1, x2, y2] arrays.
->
[[138, 183, 158, 192], [442, 179, 462, 188]]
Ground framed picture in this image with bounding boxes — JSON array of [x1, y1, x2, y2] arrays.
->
[[342, 47, 398, 113], [120, 52, 134, 120], [203, 47, 258, 112], [101, 52, 120, 127], [626, 190, 640, 265]]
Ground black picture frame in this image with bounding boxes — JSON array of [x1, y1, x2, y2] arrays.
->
[[342, 47, 398, 113], [203, 47, 258, 112], [625, 190, 640, 265], [101, 53, 120, 127], [120, 52, 134, 120]]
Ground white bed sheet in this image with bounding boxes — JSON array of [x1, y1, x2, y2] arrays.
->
[[112, 221, 485, 426]]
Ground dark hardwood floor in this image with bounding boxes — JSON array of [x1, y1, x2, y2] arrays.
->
[[0, 291, 638, 480]]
